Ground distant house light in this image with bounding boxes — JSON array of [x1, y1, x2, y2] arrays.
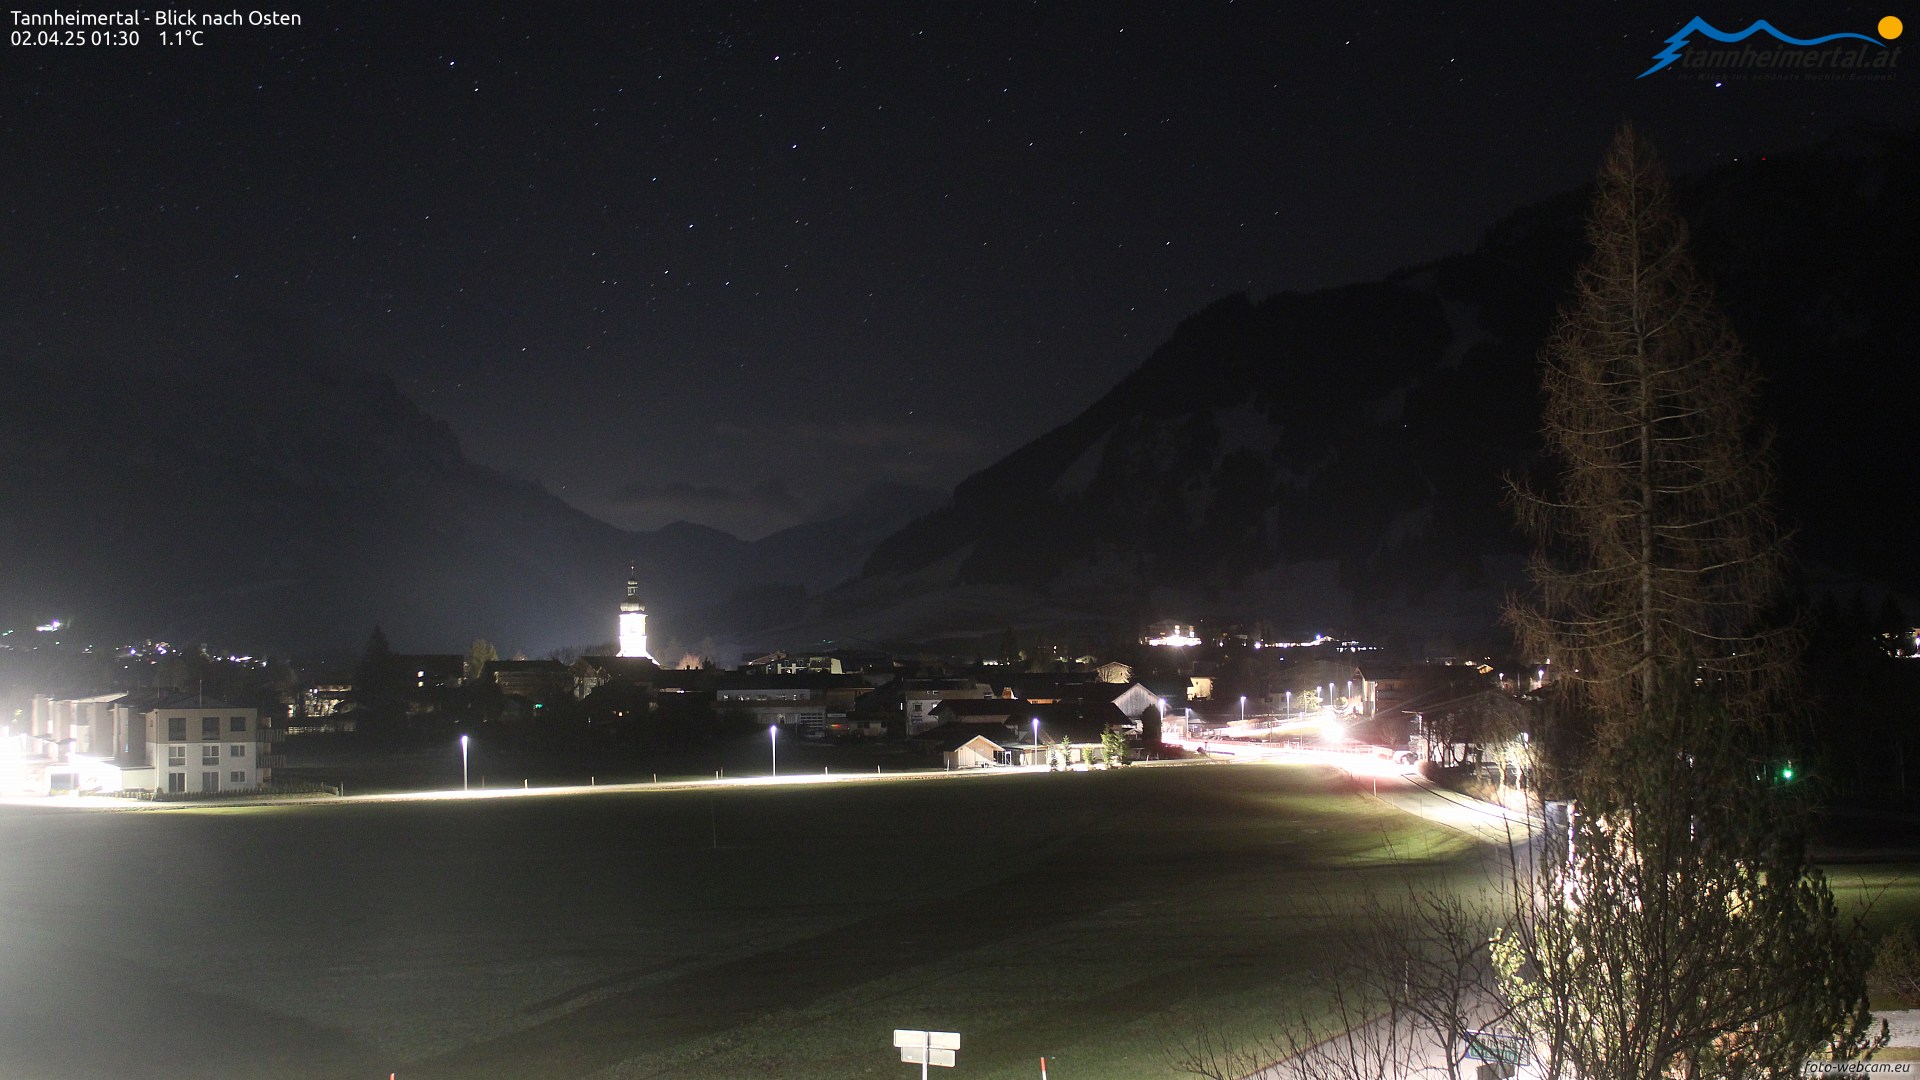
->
[[36, 619, 62, 633]]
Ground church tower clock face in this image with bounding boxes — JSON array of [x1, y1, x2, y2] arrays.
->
[[618, 568, 652, 660]]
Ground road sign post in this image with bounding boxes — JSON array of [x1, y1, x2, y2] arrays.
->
[[893, 1029, 961, 1078], [1463, 1028, 1526, 1075]]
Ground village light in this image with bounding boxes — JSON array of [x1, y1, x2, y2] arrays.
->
[[459, 734, 469, 792], [1239, 695, 1246, 724], [1144, 626, 1200, 648], [769, 724, 778, 778]]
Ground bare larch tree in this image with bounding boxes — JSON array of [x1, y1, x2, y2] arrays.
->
[[1508, 124, 1790, 729]]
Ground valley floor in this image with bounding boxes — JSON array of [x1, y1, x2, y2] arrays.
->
[[0, 761, 1480, 1080]]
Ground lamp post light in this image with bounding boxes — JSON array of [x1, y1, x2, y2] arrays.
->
[[1031, 717, 1040, 763], [459, 734, 469, 792], [1285, 690, 1292, 720], [1521, 730, 1531, 787], [1239, 695, 1246, 725], [769, 724, 778, 778]]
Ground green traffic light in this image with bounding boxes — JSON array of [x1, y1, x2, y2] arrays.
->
[[1780, 765, 1794, 781]]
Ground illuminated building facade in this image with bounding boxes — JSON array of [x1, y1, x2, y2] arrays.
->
[[618, 568, 653, 660], [8, 692, 278, 796]]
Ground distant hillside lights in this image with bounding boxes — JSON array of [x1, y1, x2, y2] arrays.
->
[[1895, 628, 1920, 659], [1142, 623, 1200, 648], [617, 569, 654, 660], [1139, 624, 1381, 653], [1256, 633, 1378, 653]]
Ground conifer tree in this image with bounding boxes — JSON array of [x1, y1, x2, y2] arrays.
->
[[351, 624, 406, 736], [1508, 125, 1790, 731], [1495, 126, 1877, 1079], [1178, 126, 1880, 1080]]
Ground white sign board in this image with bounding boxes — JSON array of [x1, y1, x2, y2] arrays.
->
[[893, 1029, 961, 1070]]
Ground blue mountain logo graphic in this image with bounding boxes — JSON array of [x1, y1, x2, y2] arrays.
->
[[1639, 17, 1885, 78]]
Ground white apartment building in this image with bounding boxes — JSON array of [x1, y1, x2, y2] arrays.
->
[[143, 700, 263, 795], [10, 692, 272, 796]]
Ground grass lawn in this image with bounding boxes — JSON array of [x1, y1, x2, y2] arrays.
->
[[1830, 863, 1920, 936], [0, 761, 1482, 1080]]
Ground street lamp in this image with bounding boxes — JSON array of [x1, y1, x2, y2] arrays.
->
[[1285, 690, 1292, 719], [1239, 695, 1246, 725], [1031, 717, 1040, 763], [769, 724, 778, 778], [459, 734, 469, 792]]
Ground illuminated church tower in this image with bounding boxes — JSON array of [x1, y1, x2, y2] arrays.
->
[[617, 567, 653, 659]]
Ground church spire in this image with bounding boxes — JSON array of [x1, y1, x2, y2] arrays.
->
[[618, 565, 652, 659]]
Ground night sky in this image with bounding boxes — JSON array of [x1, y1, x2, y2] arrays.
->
[[6, 2, 1914, 538]]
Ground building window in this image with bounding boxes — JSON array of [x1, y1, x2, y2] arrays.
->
[[168, 717, 186, 741], [229, 744, 247, 757], [202, 771, 220, 793], [167, 772, 185, 793], [201, 745, 220, 765], [229, 770, 247, 785], [201, 717, 219, 739], [229, 716, 247, 732], [168, 746, 186, 765]]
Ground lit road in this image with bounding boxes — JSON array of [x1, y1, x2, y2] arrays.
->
[[1165, 736, 1540, 847], [0, 758, 1070, 812], [1369, 770, 1539, 847], [5, 746, 1540, 854]]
